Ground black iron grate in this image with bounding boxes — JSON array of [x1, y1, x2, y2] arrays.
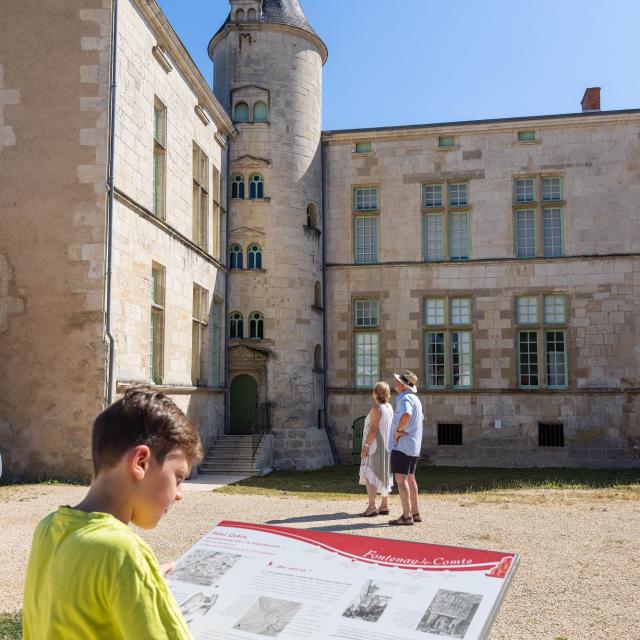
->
[[438, 423, 463, 446], [538, 422, 565, 447]]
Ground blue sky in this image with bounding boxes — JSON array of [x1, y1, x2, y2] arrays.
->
[[157, 0, 640, 131]]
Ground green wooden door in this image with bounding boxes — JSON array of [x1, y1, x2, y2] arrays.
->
[[230, 375, 258, 434]]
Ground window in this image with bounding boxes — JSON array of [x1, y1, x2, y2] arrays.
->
[[192, 143, 209, 251], [247, 244, 262, 269], [247, 7, 256, 20], [191, 284, 209, 386], [253, 101, 268, 123], [438, 423, 463, 446], [153, 98, 166, 219], [249, 174, 264, 199], [355, 142, 372, 154], [306, 203, 317, 228], [353, 187, 379, 211], [354, 216, 378, 264], [235, 8, 245, 21], [538, 422, 565, 447], [234, 102, 249, 123], [423, 181, 471, 261], [354, 300, 380, 389], [249, 312, 264, 339], [516, 294, 568, 388], [424, 297, 473, 389], [211, 299, 222, 387], [229, 244, 243, 269], [314, 345, 323, 371], [211, 165, 222, 260], [514, 176, 564, 258], [230, 312, 243, 339], [314, 281, 322, 308], [150, 264, 165, 384], [231, 174, 245, 199], [438, 135, 456, 148], [517, 130, 536, 142]]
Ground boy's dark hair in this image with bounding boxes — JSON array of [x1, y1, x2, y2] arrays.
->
[[92, 386, 203, 475]]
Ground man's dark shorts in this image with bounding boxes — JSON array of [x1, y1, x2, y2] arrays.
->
[[390, 450, 419, 475]]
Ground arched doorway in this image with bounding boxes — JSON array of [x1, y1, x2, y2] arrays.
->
[[230, 374, 258, 434]]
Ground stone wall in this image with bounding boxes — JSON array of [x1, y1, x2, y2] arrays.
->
[[323, 114, 640, 468], [0, 0, 112, 479]]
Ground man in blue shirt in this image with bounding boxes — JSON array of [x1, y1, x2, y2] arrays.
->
[[389, 370, 424, 526]]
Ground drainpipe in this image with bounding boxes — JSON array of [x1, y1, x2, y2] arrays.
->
[[321, 140, 339, 465], [224, 137, 231, 434], [105, 0, 119, 405]]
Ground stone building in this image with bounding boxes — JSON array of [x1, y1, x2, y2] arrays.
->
[[0, 0, 233, 479], [0, 0, 638, 478]]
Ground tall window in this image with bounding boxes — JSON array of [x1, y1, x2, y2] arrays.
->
[[230, 312, 243, 339], [314, 281, 322, 308], [314, 345, 323, 371], [353, 187, 379, 212], [354, 216, 378, 264], [150, 264, 165, 384], [516, 294, 568, 388], [514, 176, 564, 258], [249, 312, 264, 339], [152, 98, 167, 219], [234, 102, 249, 123], [249, 174, 264, 199], [232, 175, 245, 199], [191, 284, 209, 386], [192, 143, 209, 251], [424, 297, 473, 389], [229, 244, 243, 269], [307, 203, 317, 228], [211, 299, 222, 387], [211, 165, 222, 259], [423, 181, 470, 261], [253, 101, 268, 123], [247, 244, 262, 269], [353, 299, 380, 388]]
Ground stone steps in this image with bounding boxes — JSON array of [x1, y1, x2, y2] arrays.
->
[[198, 434, 261, 476]]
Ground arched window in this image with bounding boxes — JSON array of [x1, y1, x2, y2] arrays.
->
[[249, 312, 264, 339], [249, 174, 264, 199], [253, 101, 268, 123], [314, 345, 323, 371], [306, 203, 317, 228], [235, 8, 245, 21], [247, 8, 257, 21], [230, 312, 243, 339], [231, 175, 245, 199], [229, 244, 243, 269], [314, 281, 322, 307], [234, 102, 249, 123], [248, 244, 262, 270]]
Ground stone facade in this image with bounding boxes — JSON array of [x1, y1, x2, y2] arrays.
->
[[323, 116, 640, 467], [0, 0, 232, 480]]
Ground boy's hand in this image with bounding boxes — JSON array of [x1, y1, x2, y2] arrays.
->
[[159, 561, 175, 576]]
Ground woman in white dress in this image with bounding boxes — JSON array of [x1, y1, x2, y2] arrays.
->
[[358, 381, 394, 516]]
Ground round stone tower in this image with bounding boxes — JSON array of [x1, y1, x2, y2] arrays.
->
[[209, 0, 333, 469]]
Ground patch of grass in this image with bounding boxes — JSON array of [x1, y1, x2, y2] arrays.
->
[[0, 612, 21, 640], [216, 465, 640, 500]]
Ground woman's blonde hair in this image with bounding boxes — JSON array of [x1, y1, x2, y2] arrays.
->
[[373, 381, 391, 404]]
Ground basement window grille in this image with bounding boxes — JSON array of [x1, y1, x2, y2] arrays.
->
[[437, 423, 463, 446], [538, 422, 565, 447]]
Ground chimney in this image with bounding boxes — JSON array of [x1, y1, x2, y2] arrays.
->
[[581, 87, 601, 112]]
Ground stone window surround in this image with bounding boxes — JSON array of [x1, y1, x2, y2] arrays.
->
[[513, 173, 566, 259], [422, 178, 472, 262], [515, 292, 569, 390], [150, 262, 166, 385], [191, 283, 210, 386], [231, 86, 270, 125], [423, 295, 474, 390], [352, 297, 381, 390], [231, 171, 270, 202]]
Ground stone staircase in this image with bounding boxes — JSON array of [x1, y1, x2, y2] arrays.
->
[[198, 434, 272, 476]]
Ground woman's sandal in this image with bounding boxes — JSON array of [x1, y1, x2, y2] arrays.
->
[[359, 508, 378, 517], [377, 508, 390, 516], [412, 513, 422, 523], [388, 514, 414, 526]]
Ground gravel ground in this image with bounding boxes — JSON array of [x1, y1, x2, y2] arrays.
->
[[1, 484, 638, 640]]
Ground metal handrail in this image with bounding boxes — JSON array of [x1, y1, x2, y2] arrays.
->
[[251, 402, 273, 460]]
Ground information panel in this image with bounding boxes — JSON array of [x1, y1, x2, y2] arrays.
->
[[166, 521, 518, 640]]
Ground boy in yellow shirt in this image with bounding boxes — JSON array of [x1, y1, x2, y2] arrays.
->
[[23, 386, 203, 639]]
